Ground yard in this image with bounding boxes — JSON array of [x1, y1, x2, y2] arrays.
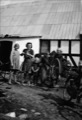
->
[[0, 78, 82, 120]]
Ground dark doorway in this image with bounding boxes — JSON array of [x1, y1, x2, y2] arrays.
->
[[40, 40, 50, 53], [0, 41, 12, 64]]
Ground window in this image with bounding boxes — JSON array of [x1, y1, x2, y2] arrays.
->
[[40, 40, 50, 53]]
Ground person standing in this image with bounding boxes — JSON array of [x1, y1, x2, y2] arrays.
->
[[21, 42, 34, 85], [9, 43, 20, 84]]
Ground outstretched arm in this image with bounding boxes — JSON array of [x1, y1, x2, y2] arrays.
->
[[26, 52, 34, 58]]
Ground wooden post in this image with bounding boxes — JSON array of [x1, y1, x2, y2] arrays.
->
[[80, 35, 82, 61], [79, 35, 82, 70], [58, 40, 61, 48]]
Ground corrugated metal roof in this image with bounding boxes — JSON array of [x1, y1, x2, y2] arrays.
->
[[0, 0, 82, 39]]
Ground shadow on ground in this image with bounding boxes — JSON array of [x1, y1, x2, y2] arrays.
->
[[38, 92, 82, 120]]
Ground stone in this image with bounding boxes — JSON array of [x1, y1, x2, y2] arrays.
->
[[18, 114, 28, 120], [55, 85, 60, 88], [31, 109, 36, 112], [6, 112, 16, 118], [20, 108, 27, 112], [34, 112, 41, 116]]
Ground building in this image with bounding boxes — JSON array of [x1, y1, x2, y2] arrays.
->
[[0, 0, 82, 66]]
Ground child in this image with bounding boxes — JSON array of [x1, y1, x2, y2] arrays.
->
[[9, 43, 20, 84]]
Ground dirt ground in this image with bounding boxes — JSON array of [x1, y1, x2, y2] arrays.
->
[[0, 78, 82, 120]]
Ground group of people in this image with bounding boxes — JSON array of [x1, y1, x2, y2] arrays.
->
[[8, 42, 64, 86], [9, 42, 34, 85]]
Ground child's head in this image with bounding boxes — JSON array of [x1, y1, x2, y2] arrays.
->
[[56, 48, 62, 54], [26, 42, 32, 50], [14, 43, 20, 50]]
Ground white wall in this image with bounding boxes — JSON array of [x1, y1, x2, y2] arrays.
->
[[50, 41, 58, 52], [15, 38, 40, 65], [71, 41, 80, 54], [61, 41, 69, 53], [67, 56, 80, 66]]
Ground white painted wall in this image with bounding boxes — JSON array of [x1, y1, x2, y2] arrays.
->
[[71, 41, 80, 54], [73, 57, 80, 66], [67, 56, 80, 66], [61, 41, 69, 53], [15, 38, 40, 66], [50, 41, 58, 52], [67, 57, 73, 66]]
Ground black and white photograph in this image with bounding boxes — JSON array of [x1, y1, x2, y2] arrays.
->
[[0, 0, 82, 120]]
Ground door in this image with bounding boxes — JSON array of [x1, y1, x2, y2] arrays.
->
[[0, 41, 12, 64]]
